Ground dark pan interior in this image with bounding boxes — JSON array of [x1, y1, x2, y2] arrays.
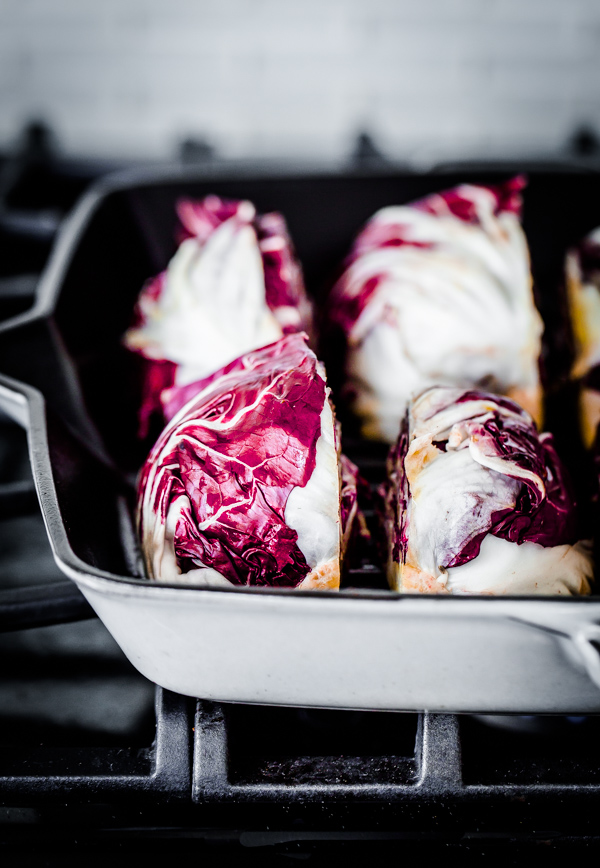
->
[[5, 165, 600, 586]]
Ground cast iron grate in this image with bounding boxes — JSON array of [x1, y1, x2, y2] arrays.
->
[[0, 687, 191, 802], [192, 700, 600, 805]]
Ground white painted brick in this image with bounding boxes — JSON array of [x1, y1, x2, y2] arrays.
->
[[489, 0, 579, 25], [0, 0, 599, 162]]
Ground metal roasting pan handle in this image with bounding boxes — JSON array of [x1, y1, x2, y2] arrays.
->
[[513, 614, 600, 697], [573, 623, 600, 691], [0, 375, 95, 630]]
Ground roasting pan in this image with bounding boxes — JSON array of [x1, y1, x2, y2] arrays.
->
[[2, 162, 600, 713]]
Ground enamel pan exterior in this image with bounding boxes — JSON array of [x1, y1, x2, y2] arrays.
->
[[2, 162, 600, 713]]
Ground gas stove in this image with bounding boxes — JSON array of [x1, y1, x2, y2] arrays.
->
[[2, 136, 600, 864]]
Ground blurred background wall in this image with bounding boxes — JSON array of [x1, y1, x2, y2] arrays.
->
[[0, 0, 599, 165]]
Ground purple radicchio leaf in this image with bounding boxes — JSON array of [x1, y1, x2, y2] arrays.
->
[[125, 195, 313, 437], [137, 334, 327, 588], [383, 387, 578, 573], [329, 176, 526, 336]]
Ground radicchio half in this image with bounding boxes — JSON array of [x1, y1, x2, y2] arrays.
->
[[566, 226, 600, 447], [329, 177, 543, 443], [137, 333, 359, 591], [124, 195, 313, 438], [381, 386, 592, 596]]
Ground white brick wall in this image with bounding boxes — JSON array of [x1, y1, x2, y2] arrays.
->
[[0, 0, 599, 162]]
